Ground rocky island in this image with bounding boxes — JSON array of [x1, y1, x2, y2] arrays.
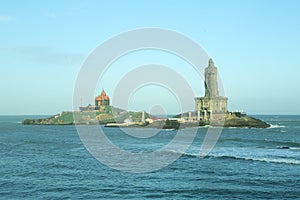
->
[[22, 108, 270, 128], [22, 59, 270, 128]]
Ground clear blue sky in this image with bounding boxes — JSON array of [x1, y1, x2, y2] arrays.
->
[[1, 0, 300, 115]]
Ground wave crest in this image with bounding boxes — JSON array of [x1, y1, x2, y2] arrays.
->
[[269, 124, 285, 128], [165, 150, 300, 165]]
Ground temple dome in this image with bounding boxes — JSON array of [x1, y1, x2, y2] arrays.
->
[[95, 90, 110, 101]]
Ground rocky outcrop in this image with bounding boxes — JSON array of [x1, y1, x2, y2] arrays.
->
[[224, 115, 270, 128], [22, 107, 154, 125]]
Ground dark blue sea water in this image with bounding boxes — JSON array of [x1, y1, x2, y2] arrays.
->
[[0, 115, 299, 199]]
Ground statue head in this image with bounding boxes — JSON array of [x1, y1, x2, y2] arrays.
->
[[208, 58, 214, 67]]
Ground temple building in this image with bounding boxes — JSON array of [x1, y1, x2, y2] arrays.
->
[[95, 90, 110, 111], [195, 59, 228, 121], [79, 89, 110, 111]]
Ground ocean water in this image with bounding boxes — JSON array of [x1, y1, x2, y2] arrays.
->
[[0, 115, 299, 199]]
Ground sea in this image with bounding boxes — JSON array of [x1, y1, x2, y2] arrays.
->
[[0, 115, 299, 199]]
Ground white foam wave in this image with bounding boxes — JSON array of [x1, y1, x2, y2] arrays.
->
[[198, 125, 210, 128], [162, 129, 176, 131], [240, 156, 300, 165], [209, 153, 300, 165], [289, 147, 300, 151], [165, 149, 300, 165], [165, 149, 198, 157], [269, 124, 285, 129]]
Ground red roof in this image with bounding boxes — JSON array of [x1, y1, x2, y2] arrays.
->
[[95, 90, 110, 101]]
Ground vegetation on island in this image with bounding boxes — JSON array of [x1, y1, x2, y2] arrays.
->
[[22, 106, 154, 125]]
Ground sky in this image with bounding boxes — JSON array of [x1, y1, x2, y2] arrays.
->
[[1, 0, 300, 115]]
